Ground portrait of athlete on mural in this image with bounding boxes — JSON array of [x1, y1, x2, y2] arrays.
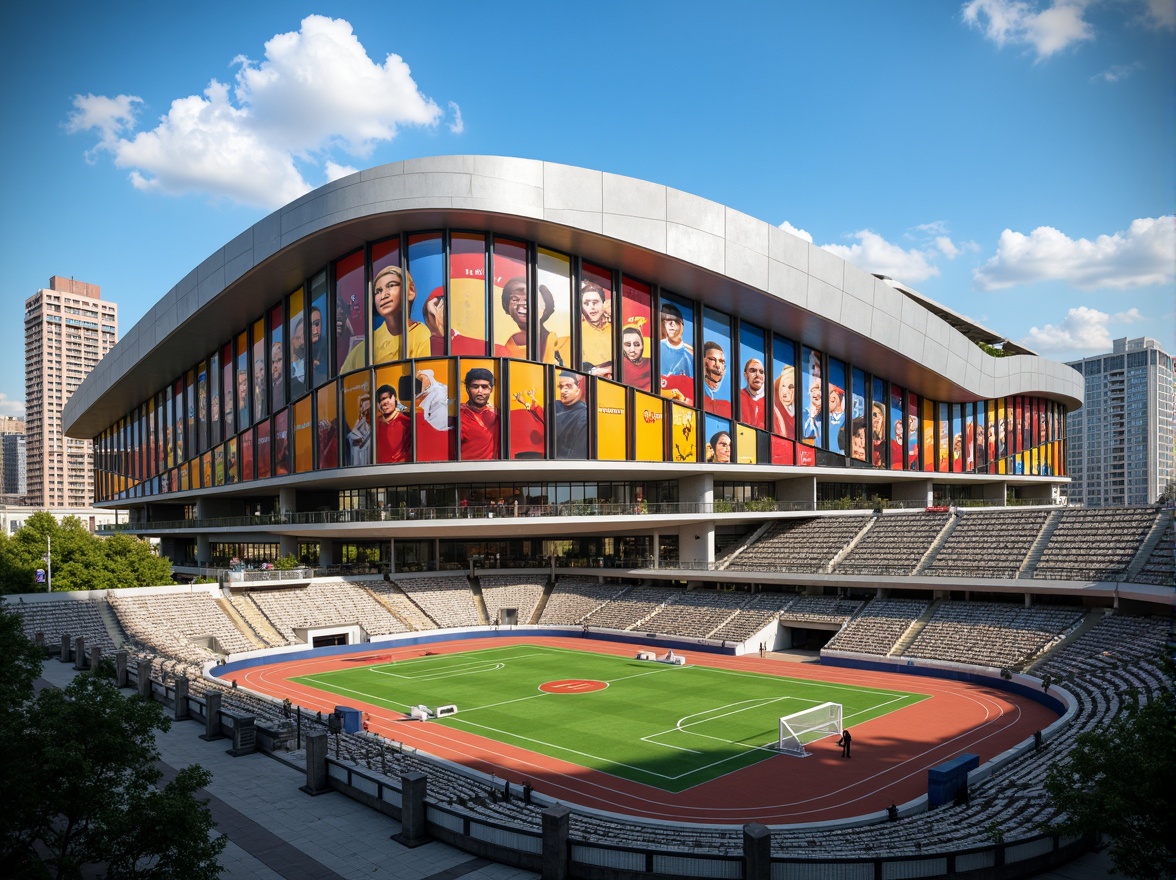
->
[[495, 277, 570, 365], [706, 429, 732, 463], [701, 309, 733, 418], [554, 371, 589, 459], [659, 298, 694, 404], [460, 367, 500, 460], [579, 278, 612, 378], [739, 359, 766, 429], [374, 384, 412, 464], [341, 264, 429, 373], [620, 324, 651, 388], [701, 342, 731, 416]]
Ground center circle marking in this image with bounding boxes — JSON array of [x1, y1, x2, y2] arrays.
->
[[539, 679, 608, 694]]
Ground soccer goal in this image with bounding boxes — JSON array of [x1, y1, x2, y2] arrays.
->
[[777, 702, 843, 757]]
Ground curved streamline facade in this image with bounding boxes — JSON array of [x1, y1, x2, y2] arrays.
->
[[64, 156, 1082, 569]]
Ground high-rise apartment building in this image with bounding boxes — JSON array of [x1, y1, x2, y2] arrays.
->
[[24, 277, 118, 507], [1066, 336, 1175, 507]]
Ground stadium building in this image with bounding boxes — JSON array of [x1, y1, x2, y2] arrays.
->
[[45, 157, 1173, 879], [64, 156, 1083, 574]]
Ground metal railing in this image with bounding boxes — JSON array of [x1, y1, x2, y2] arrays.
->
[[100, 496, 1052, 534]]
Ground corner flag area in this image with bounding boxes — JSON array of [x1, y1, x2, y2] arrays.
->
[[292, 644, 927, 792]]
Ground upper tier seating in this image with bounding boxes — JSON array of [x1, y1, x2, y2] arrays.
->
[[1033, 506, 1162, 581], [729, 515, 870, 572], [924, 509, 1049, 579], [834, 512, 949, 576], [1129, 516, 1173, 587]]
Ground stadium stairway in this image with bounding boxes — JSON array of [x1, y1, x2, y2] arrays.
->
[[715, 521, 774, 570], [912, 513, 960, 575], [888, 598, 942, 657], [1020, 608, 1110, 674], [827, 516, 876, 573], [1123, 509, 1171, 582], [527, 582, 555, 624], [228, 593, 287, 646], [1017, 509, 1063, 578], [362, 584, 431, 631], [97, 597, 131, 650], [215, 597, 269, 650], [467, 577, 491, 625]]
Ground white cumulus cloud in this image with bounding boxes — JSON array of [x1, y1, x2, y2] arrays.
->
[[974, 216, 1176, 290], [68, 15, 445, 208], [778, 220, 813, 243], [808, 223, 977, 285], [822, 230, 941, 283], [1021, 305, 1144, 351], [1138, 0, 1175, 29], [0, 393, 25, 419], [962, 0, 1095, 59], [448, 101, 465, 134]]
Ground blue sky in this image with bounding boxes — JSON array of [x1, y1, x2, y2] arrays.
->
[[1, 0, 1172, 419]]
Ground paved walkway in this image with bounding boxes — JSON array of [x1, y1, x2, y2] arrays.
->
[[36, 660, 1115, 879]]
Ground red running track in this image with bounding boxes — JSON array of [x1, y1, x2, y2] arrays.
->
[[230, 635, 1056, 825]]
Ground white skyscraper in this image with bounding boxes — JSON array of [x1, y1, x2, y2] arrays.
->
[[1066, 337, 1174, 507]]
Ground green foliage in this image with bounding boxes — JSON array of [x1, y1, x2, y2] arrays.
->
[[0, 514, 174, 594], [273, 554, 302, 571], [0, 613, 223, 879], [1044, 664, 1176, 879], [0, 607, 45, 712], [976, 340, 1012, 358]]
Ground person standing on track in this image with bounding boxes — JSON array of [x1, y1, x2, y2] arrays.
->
[[838, 728, 852, 758]]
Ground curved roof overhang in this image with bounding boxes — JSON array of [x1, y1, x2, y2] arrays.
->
[[64, 156, 1083, 437]]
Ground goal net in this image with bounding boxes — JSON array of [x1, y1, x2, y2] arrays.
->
[[777, 702, 843, 757]]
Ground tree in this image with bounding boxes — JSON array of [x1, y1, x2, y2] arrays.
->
[[0, 514, 174, 594], [0, 609, 223, 879], [1044, 666, 1176, 879]]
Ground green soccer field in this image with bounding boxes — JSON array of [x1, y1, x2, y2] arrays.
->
[[293, 645, 928, 792]]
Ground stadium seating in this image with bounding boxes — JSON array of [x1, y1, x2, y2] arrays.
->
[[834, 511, 950, 576], [823, 598, 930, 655], [390, 576, 481, 628], [478, 575, 547, 625], [537, 578, 628, 625], [1032, 507, 1163, 581], [728, 515, 871, 572], [902, 602, 1085, 668], [7, 598, 120, 653], [923, 509, 1050, 579]]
